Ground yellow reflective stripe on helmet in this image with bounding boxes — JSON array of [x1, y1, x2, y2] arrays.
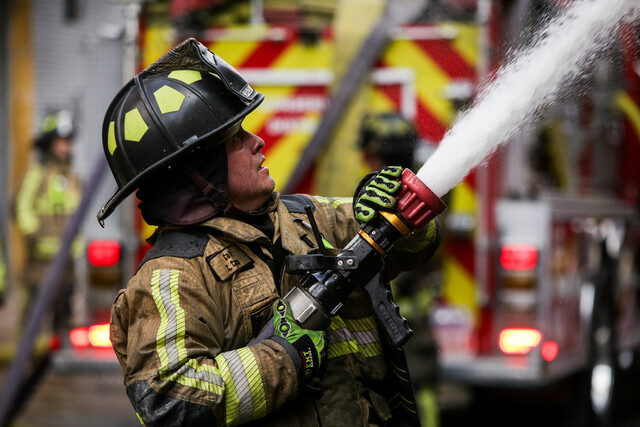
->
[[327, 316, 382, 359], [215, 346, 267, 426], [150, 269, 224, 394], [108, 122, 117, 155], [154, 85, 186, 114], [16, 163, 44, 236], [168, 70, 202, 85], [124, 108, 149, 142]]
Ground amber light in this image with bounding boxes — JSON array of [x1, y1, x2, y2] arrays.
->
[[69, 324, 112, 349], [87, 240, 121, 267], [501, 243, 538, 271], [88, 323, 112, 348], [499, 328, 542, 354]]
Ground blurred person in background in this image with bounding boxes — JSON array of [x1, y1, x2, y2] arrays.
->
[[15, 110, 83, 332], [359, 112, 442, 427], [0, 233, 5, 306], [100, 38, 442, 426]]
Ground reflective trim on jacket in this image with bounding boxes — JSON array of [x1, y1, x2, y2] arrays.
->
[[110, 193, 440, 426]]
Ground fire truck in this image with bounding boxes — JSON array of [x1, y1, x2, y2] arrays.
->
[[26, 0, 640, 423], [129, 1, 640, 424]]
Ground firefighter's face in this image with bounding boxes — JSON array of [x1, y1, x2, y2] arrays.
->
[[51, 136, 73, 163], [226, 127, 275, 211]]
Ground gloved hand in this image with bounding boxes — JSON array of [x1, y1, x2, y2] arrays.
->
[[353, 166, 403, 223], [273, 299, 326, 384]]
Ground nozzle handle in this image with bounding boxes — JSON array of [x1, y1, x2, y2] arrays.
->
[[364, 273, 413, 347]]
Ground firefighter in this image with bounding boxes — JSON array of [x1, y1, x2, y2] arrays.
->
[[0, 234, 5, 305], [15, 110, 83, 330], [358, 112, 419, 172], [101, 38, 441, 426], [359, 112, 441, 427]]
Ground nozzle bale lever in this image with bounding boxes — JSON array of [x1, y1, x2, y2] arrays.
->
[[251, 169, 446, 347]]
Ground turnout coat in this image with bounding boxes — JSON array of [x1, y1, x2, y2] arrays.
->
[[110, 192, 440, 426]]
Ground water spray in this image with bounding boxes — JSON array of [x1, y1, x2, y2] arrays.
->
[[418, 0, 638, 198], [255, 0, 639, 347]]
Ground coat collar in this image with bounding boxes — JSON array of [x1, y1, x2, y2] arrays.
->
[[195, 193, 311, 255]]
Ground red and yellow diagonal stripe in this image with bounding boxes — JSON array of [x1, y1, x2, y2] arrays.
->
[[141, 23, 481, 321], [375, 23, 480, 321]]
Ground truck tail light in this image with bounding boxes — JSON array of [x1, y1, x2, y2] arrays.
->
[[499, 243, 538, 313], [69, 327, 90, 349], [69, 323, 112, 349], [87, 240, 123, 287], [541, 340, 559, 362], [88, 240, 121, 267], [500, 243, 538, 271], [499, 328, 541, 354]]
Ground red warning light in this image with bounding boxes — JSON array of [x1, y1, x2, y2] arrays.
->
[[501, 243, 538, 271], [541, 340, 559, 362], [87, 240, 121, 267], [69, 327, 90, 349]]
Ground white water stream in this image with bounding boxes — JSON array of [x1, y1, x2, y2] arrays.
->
[[417, 0, 639, 198]]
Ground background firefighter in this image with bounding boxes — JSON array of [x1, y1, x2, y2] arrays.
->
[[101, 38, 442, 426], [15, 110, 83, 332]]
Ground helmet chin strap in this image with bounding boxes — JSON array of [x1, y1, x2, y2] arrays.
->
[[183, 164, 232, 212]]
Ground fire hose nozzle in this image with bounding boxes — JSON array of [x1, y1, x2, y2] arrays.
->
[[396, 169, 447, 230]]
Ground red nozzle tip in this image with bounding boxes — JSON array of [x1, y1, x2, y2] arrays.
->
[[396, 169, 446, 229]]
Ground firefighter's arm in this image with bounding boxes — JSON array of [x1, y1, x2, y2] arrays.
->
[[15, 162, 44, 238], [110, 259, 306, 426], [384, 218, 442, 279]]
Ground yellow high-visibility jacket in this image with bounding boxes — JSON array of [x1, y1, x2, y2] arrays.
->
[[16, 159, 83, 260]]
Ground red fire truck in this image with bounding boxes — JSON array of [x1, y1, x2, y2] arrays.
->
[[53, 0, 640, 423]]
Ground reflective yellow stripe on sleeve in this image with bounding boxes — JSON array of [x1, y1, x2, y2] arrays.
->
[[215, 346, 267, 426], [327, 316, 383, 359], [331, 197, 351, 209], [16, 163, 44, 235], [150, 269, 224, 394], [312, 195, 351, 210]]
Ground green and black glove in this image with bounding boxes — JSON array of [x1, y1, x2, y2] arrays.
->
[[272, 299, 326, 384], [353, 166, 404, 223]]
